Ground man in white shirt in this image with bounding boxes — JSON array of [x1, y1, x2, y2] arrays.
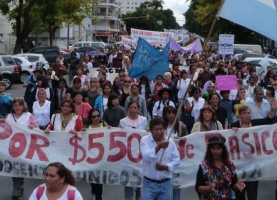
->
[[140, 118, 180, 200], [245, 86, 271, 119]]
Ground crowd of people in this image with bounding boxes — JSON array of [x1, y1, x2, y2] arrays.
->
[[0, 44, 277, 200]]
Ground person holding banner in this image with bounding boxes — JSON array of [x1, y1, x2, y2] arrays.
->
[[195, 135, 245, 200], [120, 101, 147, 200], [5, 97, 39, 200], [29, 162, 83, 200], [140, 118, 180, 200], [94, 83, 112, 118], [44, 99, 83, 134], [81, 109, 104, 200], [231, 103, 276, 200], [191, 105, 223, 134]]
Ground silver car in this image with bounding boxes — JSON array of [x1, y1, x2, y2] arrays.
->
[[11, 55, 34, 83]]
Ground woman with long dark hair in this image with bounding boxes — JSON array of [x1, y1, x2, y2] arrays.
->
[[209, 93, 227, 129], [139, 75, 152, 118], [195, 135, 245, 200]]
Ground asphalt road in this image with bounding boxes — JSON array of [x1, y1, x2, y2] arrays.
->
[[0, 82, 276, 200]]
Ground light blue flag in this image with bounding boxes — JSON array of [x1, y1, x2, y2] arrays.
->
[[128, 37, 169, 80], [218, 0, 277, 41]]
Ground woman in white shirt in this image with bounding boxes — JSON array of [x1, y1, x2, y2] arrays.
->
[[185, 86, 205, 123], [152, 88, 175, 118], [32, 88, 55, 130], [29, 162, 83, 200], [73, 66, 89, 90], [177, 70, 191, 103]]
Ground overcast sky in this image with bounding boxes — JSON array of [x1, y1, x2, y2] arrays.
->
[[163, 0, 190, 27]]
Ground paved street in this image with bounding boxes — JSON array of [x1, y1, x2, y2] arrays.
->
[[0, 82, 276, 200]]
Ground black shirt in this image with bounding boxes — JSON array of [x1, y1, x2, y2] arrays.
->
[[214, 106, 227, 129]]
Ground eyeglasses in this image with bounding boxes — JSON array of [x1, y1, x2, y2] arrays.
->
[[62, 104, 71, 108], [124, 81, 131, 83], [91, 115, 100, 118]]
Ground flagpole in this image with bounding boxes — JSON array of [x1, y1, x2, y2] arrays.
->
[[159, 0, 226, 163]]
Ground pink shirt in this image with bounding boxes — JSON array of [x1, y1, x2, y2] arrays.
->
[[76, 103, 92, 119]]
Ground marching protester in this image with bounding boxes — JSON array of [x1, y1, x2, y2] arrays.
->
[[87, 77, 102, 108], [118, 75, 132, 107], [152, 88, 175, 119], [231, 103, 276, 200], [191, 105, 223, 134], [94, 83, 113, 118], [138, 75, 152, 118], [73, 66, 89, 90], [209, 93, 227, 129], [44, 99, 83, 133], [66, 77, 89, 102], [195, 135, 245, 199], [81, 109, 104, 200], [32, 88, 55, 130], [23, 66, 43, 111], [0, 81, 13, 118], [124, 84, 147, 117], [54, 78, 69, 111], [4, 98, 39, 200], [119, 101, 147, 200], [29, 162, 83, 200], [140, 118, 180, 200], [103, 93, 126, 127], [72, 91, 92, 125]]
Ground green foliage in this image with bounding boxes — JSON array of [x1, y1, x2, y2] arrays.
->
[[122, 0, 179, 33], [0, 0, 100, 53], [184, 0, 264, 44]]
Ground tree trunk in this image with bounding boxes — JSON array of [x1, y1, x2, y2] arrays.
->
[[49, 31, 53, 46], [13, 38, 23, 54]]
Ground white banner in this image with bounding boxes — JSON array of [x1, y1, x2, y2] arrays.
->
[[1, 121, 277, 188], [218, 34, 235, 55], [131, 28, 174, 47], [121, 37, 137, 48]]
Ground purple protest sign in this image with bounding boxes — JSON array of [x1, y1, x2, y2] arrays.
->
[[216, 75, 237, 91]]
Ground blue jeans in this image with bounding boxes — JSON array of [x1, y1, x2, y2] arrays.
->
[[172, 188, 180, 200], [142, 178, 172, 200]]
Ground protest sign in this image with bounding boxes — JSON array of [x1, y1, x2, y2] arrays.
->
[[131, 28, 174, 47], [128, 38, 169, 80], [1, 121, 277, 188], [121, 37, 137, 48], [218, 34, 234, 55], [216, 75, 237, 90]]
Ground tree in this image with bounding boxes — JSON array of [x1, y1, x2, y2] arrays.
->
[[0, 0, 100, 53], [184, 0, 264, 44], [122, 1, 179, 33]]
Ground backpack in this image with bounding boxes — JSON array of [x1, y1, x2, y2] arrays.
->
[[36, 184, 76, 200]]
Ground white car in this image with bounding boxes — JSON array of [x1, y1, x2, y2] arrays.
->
[[15, 53, 50, 74], [11, 56, 33, 83], [69, 41, 106, 51]]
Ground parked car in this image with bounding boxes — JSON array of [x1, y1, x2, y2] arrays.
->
[[241, 53, 276, 61], [76, 46, 100, 54], [26, 46, 60, 65], [11, 56, 33, 83], [15, 53, 50, 74], [0, 55, 22, 89], [69, 41, 106, 51]]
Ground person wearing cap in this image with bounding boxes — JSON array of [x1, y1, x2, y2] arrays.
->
[[23, 65, 43, 111], [152, 88, 175, 119], [140, 118, 180, 200], [231, 104, 276, 200], [195, 135, 245, 200]]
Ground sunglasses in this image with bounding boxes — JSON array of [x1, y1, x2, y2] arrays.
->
[[62, 104, 71, 108], [125, 81, 131, 83], [91, 115, 100, 118]]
